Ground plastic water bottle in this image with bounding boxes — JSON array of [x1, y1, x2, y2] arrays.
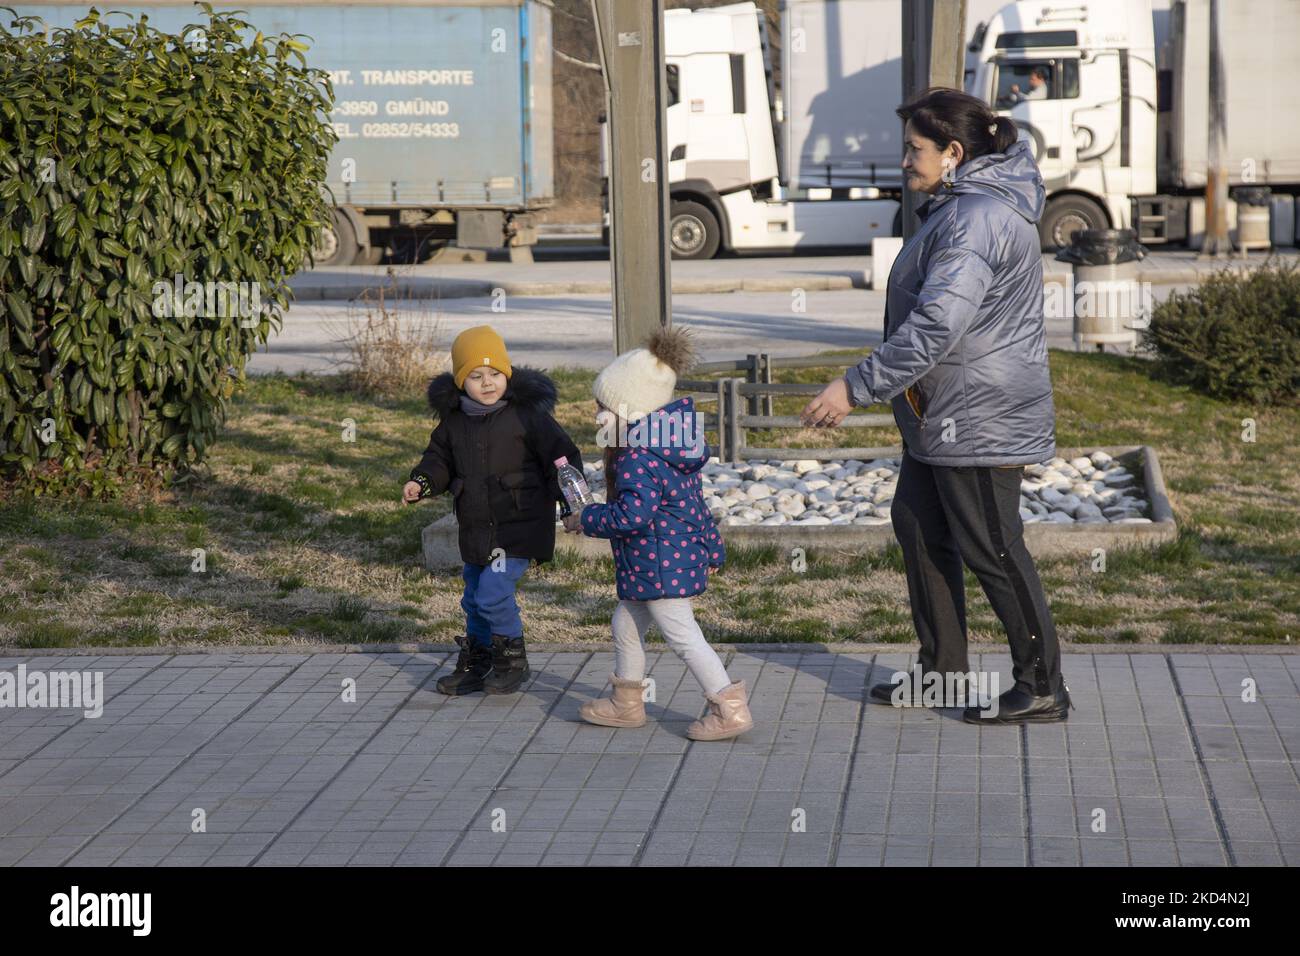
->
[[555, 456, 594, 511]]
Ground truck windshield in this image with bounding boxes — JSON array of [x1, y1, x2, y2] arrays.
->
[[995, 62, 1054, 107], [993, 60, 1078, 107]]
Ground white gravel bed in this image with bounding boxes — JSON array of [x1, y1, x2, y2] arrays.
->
[[579, 450, 1150, 528]]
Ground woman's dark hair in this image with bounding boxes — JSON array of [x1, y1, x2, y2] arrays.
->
[[896, 87, 1019, 165]]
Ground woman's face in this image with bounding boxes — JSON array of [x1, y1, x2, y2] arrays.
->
[[902, 120, 963, 195], [464, 367, 506, 404]]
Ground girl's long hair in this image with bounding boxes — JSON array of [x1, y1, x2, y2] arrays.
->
[[603, 444, 621, 502], [598, 403, 626, 498]]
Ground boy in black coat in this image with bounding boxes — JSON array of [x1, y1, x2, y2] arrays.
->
[[403, 326, 583, 696]]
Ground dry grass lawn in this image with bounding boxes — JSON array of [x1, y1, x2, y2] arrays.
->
[[1, 350, 1296, 649]]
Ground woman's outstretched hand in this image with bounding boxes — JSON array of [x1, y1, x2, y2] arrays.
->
[[800, 377, 854, 428]]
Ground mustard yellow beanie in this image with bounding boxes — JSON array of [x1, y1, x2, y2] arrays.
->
[[451, 325, 512, 388]]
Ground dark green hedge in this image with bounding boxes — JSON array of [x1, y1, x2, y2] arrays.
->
[[0, 5, 336, 490], [1141, 258, 1300, 407]]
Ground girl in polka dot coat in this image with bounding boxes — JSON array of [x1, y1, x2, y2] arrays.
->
[[581, 395, 724, 601], [562, 328, 753, 742]]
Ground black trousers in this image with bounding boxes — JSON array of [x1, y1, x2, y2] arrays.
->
[[890, 448, 1063, 696]]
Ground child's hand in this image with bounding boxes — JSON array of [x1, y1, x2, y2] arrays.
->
[[562, 513, 582, 534], [402, 480, 423, 504]]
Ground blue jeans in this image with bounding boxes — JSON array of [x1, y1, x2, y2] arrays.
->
[[461, 558, 530, 646]]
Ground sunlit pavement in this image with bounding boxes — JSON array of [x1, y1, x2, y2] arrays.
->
[[1, 648, 1296, 866]]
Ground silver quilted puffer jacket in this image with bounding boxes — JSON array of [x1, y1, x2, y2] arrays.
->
[[845, 138, 1057, 466]]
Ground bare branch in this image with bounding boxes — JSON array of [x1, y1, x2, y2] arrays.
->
[[555, 47, 601, 72], [533, 0, 592, 25]]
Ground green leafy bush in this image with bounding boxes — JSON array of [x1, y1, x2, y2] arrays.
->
[[0, 5, 336, 490], [1140, 258, 1300, 406]]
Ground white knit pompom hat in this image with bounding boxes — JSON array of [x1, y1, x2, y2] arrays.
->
[[592, 327, 697, 421]]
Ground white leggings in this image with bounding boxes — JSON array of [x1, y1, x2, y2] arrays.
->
[[612, 598, 731, 696]]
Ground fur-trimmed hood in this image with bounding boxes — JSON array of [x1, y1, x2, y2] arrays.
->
[[426, 365, 559, 419]]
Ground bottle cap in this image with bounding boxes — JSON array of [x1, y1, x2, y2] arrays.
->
[[554, 456, 568, 467]]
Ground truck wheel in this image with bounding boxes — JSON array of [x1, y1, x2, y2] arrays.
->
[[310, 208, 360, 267], [1039, 195, 1108, 251], [669, 200, 721, 259]]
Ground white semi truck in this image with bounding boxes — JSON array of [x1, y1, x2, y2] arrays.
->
[[606, 0, 1300, 258], [966, 0, 1300, 248], [603, 0, 905, 259]]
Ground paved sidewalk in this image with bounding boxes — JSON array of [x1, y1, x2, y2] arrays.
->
[[0, 650, 1296, 867]]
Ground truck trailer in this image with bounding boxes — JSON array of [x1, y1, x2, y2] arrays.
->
[[10, 0, 555, 265]]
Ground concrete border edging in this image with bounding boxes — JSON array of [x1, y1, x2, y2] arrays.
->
[[288, 264, 1270, 302], [288, 274, 864, 301], [0, 642, 1293, 657]]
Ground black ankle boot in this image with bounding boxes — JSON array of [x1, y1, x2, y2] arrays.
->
[[436, 635, 494, 696], [869, 671, 972, 707], [962, 683, 1072, 724], [483, 634, 529, 695], [868, 681, 902, 705]]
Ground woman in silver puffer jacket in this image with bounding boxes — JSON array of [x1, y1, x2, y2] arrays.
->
[[803, 87, 1071, 724]]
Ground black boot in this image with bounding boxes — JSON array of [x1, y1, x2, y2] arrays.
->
[[870, 679, 927, 705], [869, 671, 972, 707], [868, 681, 902, 705], [482, 634, 530, 695], [436, 635, 493, 696], [962, 683, 1072, 725]]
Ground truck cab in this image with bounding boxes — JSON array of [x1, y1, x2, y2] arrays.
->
[[966, 0, 1158, 248], [601, 0, 900, 260], [661, 3, 780, 258]]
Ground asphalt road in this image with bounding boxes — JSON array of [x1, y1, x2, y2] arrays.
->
[[248, 286, 1186, 375], [249, 244, 1296, 375]]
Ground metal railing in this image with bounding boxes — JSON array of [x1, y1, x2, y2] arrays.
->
[[674, 353, 900, 463]]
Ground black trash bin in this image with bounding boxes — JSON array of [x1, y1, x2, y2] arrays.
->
[[1055, 228, 1150, 351]]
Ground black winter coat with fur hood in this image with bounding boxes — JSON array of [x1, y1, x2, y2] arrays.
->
[[409, 367, 583, 566]]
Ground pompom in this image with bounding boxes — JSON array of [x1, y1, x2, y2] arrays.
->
[[645, 326, 697, 376]]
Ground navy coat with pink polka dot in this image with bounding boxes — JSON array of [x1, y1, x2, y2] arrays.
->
[[580, 397, 726, 601]]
